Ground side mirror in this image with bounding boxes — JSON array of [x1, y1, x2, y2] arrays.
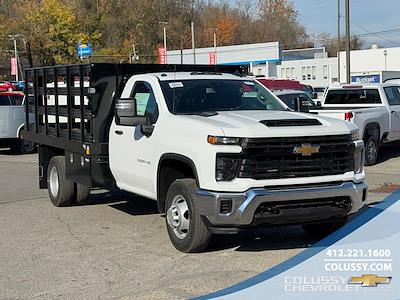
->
[[115, 98, 154, 137], [293, 97, 310, 113], [115, 98, 146, 126], [316, 101, 322, 107]]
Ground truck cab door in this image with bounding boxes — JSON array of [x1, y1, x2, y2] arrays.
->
[[383, 86, 400, 141], [109, 80, 160, 199]]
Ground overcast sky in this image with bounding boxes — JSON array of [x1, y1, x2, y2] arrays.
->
[[292, 0, 400, 47]]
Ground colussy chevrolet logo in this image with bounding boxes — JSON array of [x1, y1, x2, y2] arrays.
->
[[348, 274, 391, 287], [293, 143, 320, 156]]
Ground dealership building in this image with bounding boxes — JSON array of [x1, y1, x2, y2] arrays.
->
[[166, 42, 400, 87]]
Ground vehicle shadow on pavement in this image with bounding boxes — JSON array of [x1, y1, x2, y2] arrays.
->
[[207, 226, 317, 252], [377, 142, 400, 163], [81, 189, 159, 216]]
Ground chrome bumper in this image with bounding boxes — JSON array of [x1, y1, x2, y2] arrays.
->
[[195, 181, 368, 227]]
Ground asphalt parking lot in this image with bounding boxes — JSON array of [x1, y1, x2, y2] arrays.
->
[[1, 144, 400, 300]]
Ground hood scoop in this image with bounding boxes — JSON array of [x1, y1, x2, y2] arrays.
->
[[260, 119, 322, 127]]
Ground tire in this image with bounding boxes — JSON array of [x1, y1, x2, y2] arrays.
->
[[165, 179, 211, 253], [302, 218, 347, 238], [364, 135, 379, 166], [75, 183, 90, 204], [47, 156, 75, 207]]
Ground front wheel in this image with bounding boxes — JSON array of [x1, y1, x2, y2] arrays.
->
[[302, 218, 347, 238], [165, 179, 211, 253], [364, 136, 379, 166]]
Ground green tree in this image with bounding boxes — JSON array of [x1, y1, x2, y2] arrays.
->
[[12, 0, 100, 65]]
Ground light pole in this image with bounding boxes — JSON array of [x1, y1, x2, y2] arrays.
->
[[191, 21, 196, 64], [337, 0, 341, 83], [345, 0, 351, 83], [159, 21, 168, 64], [213, 29, 218, 64], [9, 34, 20, 81]]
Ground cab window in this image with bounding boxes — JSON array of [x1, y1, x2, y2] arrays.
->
[[0, 95, 10, 106], [384, 87, 400, 106], [9, 95, 23, 106], [130, 82, 159, 124]]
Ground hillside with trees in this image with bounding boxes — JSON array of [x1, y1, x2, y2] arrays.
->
[[0, 0, 360, 66]]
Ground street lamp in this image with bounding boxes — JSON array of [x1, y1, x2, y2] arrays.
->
[[159, 21, 168, 64]]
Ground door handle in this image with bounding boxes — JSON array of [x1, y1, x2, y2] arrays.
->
[[115, 130, 124, 135], [391, 111, 396, 114]]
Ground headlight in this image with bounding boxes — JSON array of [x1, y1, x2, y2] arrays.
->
[[208, 135, 241, 145], [353, 140, 364, 174], [350, 128, 359, 141], [216, 155, 239, 181]]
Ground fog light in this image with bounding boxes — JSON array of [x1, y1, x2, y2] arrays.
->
[[216, 156, 239, 181]]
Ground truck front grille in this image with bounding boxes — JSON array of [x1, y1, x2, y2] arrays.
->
[[237, 134, 355, 179]]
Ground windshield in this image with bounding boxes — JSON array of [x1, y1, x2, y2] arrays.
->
[[325, 89, 381, 104], [160, 79, 286, 114]]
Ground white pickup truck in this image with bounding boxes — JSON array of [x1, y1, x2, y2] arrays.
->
[[23, 64, 367, 253], [311, 84, 400, 165]]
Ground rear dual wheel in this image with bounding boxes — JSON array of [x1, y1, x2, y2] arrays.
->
[[47, 156, 90, 207]]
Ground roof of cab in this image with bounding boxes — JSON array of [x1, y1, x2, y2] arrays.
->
[[0, 91, 24, 96], [328, 82, 400, 89], [145, 71, 246, 81]]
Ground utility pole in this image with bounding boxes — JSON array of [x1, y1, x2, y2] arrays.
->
[[213, 29, 218, 64], [337, 0, 341, 83], [345, 0, 351, 83], [159, 21, 168, 64], [191, 22, 196, 64], [9, 34, 20, 81]]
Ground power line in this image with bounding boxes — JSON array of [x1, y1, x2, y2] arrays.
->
[[350, 21, 400, 47]]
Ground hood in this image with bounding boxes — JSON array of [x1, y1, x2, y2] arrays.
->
[[185, 110, 355, 138]]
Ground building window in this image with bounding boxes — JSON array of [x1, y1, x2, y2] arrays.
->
[[307, 66, 311, 80], [312, 66, 316, 80], [291, 67, 295, 79], [281, 68, 284, 78], [302, 67, 306, 80], [323, 65, 328, 79]]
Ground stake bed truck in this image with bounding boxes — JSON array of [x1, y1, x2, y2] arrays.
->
[[23, 64, 367, 252]]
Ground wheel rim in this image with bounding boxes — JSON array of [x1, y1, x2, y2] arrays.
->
[[166, 194, 190, 239], [367, 140, 377, 162], [49, 166, 59, 198]]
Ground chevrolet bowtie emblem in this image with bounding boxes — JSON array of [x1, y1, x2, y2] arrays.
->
[[348, 274, 392, 287], [293, 143, 320, 156]]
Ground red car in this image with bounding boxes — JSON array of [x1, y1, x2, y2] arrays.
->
[[0, 81, 17, 91]]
